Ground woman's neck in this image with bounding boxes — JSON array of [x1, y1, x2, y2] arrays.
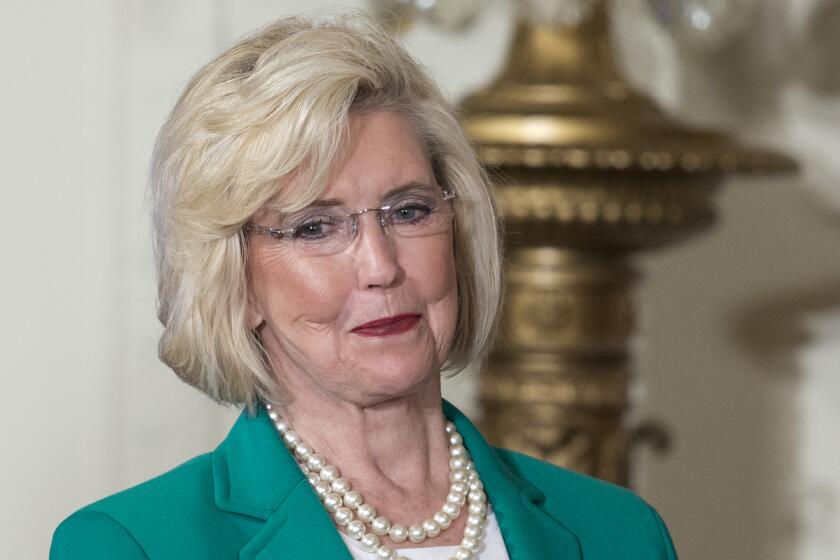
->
[[277, 376, 465, 546]]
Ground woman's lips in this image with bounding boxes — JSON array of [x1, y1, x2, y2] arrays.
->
[[351, 313, 422, 337]]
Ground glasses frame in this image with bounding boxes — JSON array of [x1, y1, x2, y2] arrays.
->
[[245, 188, 457, 252]]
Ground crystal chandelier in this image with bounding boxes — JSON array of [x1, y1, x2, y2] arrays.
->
[[371, 0, 840, 95]]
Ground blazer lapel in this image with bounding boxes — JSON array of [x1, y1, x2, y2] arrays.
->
[[211, 408, 354, 560], [237, 480, 352, 559], [445, 401, 583, 560], [213, 402, 582, 560]]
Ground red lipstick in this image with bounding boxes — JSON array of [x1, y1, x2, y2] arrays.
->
[[351, 314, 421, 337]]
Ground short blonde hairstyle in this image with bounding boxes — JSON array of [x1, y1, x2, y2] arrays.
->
[[151, 14, 502, 409]]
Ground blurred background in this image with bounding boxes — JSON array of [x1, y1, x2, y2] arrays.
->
[[1, 1, 838, 558]]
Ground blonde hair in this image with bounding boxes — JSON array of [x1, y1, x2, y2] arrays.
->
[[151, 13, 502, 409]]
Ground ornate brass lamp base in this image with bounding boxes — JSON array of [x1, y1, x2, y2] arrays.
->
[[483, 249, 635, 483], [460, 1, 794, 486]]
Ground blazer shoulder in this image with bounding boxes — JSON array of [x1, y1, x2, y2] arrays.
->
[[494, 447, 678, 559], [494, 447, 644, 509], [51, 453, 221, 559], [50, 509, 149, 559], [87, 452, 215, 521]]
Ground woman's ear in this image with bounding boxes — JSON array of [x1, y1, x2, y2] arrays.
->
[[246, 287, 265, 332], [243, 234, 265, 331]]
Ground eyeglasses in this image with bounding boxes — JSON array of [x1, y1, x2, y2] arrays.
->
[[245, 186, 457, 257]]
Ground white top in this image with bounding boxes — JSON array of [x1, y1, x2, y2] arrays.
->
[[341, 507, 511, 560]]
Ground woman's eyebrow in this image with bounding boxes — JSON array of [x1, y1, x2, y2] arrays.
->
[[383, 182, 437, 199], [305, 199, 343, 208], [307, 182, 437, 208]]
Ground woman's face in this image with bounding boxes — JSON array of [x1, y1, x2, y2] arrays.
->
[[247, 111, 459, 406]]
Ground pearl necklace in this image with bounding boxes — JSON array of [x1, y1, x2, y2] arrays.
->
[[266, 404, 488, 560]]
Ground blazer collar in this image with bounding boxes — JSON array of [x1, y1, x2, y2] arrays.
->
[[212, 401, 582, 560], [443, 401, 583, 560], [212, 406, 353, 559]]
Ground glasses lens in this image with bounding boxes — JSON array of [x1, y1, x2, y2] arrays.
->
[[383, 191, 454, 238], [275, 188, 455, 256], [282, 209, 353, 256]]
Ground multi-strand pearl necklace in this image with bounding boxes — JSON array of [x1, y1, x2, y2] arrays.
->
[[266, 404, 488, 560]]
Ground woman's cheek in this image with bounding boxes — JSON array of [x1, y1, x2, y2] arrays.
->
[[279, 263, 351, 326], [409, 239, 458, 356], [250, 245, 344, 328]]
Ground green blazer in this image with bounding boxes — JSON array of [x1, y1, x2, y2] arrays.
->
[[51, 401, 678, 559]]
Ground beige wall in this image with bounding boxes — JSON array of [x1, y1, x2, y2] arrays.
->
[[1, 1, 837, 558], [614, 6, 840, 559]]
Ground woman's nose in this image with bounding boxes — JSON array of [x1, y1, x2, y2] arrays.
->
[[352, 212, 400, 289]]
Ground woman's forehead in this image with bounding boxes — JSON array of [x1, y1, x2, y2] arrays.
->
[[261, 174, 438, 218], [264, 111, 435, 213], [312, 182, 438, 207]]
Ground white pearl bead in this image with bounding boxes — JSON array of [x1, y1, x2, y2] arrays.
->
[[442, 502, 460, 517], [334, 507, 353, 526], [307, 453, 326, 471], [450, 481, 468, 495], [448, 433, 463, 446], [294, 442, 312, 460], [454, 546, 474, 560], [449, 469, 468, 483], [299, 463, 310, 475], [389, 523, 408, 543], [319, 465, 339, 482], [469, 502, 487, 516], [323, 492, 342, 512], [449, 456, 468, 470], [267, 409, 279, 420], [357, 504, 377, 523], [306, 472, 319, 485], [465, 462, 475, 472], [468, 479, 483, 492], [313, 481, 331, 497], [376, 546, 396, 560], [282, 430, 300, 448], [461, 535, 480, 551], [407, 524, 426, 543], [274, 420, 289, 433], [331, 477, 352, 495], [422, 518, 441, 537], [463, 525, 481, 539], [449, 445, 468, 458], [346, 520, 366, 540], [343, 490, 363, 510], [445, 422, 456, 434], [446, 491, 466, 506], [468, 490, 486, 503], [371, 516, 391, 536], [466, 513, 484, 528], [433, 511, 452, 529], [360, 533, 380, 552]]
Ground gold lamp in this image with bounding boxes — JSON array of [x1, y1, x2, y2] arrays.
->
[[459, 0, 795, 485]]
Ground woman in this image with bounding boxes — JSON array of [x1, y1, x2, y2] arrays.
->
[[51, 14, 677, 560]]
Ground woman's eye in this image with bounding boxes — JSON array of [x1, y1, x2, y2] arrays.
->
[[390, 202, 433, 224], [291, 217, 340, 240]]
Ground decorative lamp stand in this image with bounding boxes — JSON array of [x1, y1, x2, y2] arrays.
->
[[457, 1, 794, 485]]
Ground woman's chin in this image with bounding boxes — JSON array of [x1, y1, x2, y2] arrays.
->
[[349, 361, 440, 404]]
